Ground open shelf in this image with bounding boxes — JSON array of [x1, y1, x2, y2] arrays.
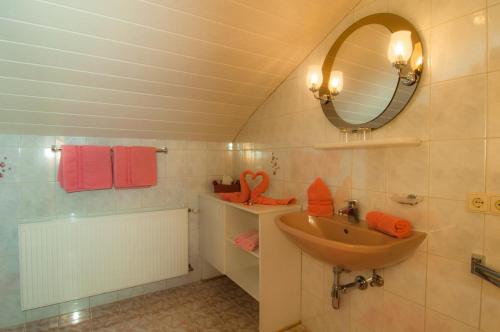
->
[[226, 238, 260, 258], [226, 264, 260, 301], [313, 137, 422, 150]]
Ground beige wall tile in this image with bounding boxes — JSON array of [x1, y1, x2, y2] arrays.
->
[[430, 75, 487, 139], [487, 71, 500, 137], [350, 286, 385, 332], [425, 309, 479, 332], [354, 0, 388, 20], [484, 215, 500, 270], [428, 198, 484, 262], [352, 149, 387, 191], [388, 0, 431, 31], [429, 139, 485, 200], [488, 4, 500, 70], [431, 12, 487, 82], [386, 144, 429, 196], [480, 281, 500, 332], [427, 255, 482, 326], [383, 85, 430, 140], [382, 291, 425, 332], [432, 0, 486, 26], [486, 138, 500, 191], [383, 251, 427, 305]]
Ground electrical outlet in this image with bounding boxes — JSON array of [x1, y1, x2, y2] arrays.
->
[[489, 195, 500, 215], [468, 193, 489, 212]]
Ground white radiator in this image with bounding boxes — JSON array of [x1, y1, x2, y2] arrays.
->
[[18, 209, 188, 310]]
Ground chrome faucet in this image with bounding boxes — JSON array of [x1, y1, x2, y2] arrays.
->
[[338, 199, 359, 223]]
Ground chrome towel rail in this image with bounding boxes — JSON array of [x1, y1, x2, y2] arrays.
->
[[51, 145, 168, 154], [471, 254, 500, 287]]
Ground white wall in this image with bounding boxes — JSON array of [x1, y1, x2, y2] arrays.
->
[[233, 0, 500, 331], [0, 134, 232, 328]]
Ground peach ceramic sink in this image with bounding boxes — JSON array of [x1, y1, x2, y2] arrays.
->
[[276, 211, 426, 271]]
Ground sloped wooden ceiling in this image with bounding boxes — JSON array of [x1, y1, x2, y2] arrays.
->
[[0, 0, 355, 141]]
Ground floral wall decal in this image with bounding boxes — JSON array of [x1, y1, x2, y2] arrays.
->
[[0, 156, 12, 179], [270, 152, 280, 175]]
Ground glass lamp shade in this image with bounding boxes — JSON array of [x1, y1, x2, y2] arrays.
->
[[307, 65, 323, 90], [387, 30, 413, 64], [328, 71, 344, 94]]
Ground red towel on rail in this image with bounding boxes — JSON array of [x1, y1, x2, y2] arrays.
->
[[113, 146, 157, 188], [57, 145, 113, 192]]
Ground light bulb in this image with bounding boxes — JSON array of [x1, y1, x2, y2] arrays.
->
[[328, 71, 343, 95], [307, 65, 323, 90], [387, 30, 413, 64]]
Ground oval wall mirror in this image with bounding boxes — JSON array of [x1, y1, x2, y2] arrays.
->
[[316, 13, 423, 130]]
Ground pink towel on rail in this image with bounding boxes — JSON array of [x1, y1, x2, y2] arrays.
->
[[57, 145, 113, 193], [113, 146, 157, 189]]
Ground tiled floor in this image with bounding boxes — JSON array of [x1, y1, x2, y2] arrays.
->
[[2, 277, 261, 332]]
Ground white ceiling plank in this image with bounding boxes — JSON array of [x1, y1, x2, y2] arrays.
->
[[0, 77, 255, 117], [0, 41, 273, 96], [41, 0, 309, 60], [0, 20, 286, 86], [0, 1, 299, 73], [0, 0, 355, 140], [0, 60, 266, 106], [0, 94, 246, 125], [0, 109, 240, 135], [0, 122, 235, 141]]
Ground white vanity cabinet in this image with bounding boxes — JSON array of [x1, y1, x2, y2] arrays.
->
[[199, 193, 302, 332]]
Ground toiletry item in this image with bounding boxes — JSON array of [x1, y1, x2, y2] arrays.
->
[[221, 175, 233, 185], [307, 177, 333, 217], [113, 146, 157, 188], [57, 145, 113, 192], [366, 211, 412, 238]]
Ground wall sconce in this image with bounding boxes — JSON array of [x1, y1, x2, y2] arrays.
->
[[307, 66, 343, 104], [387, 30, 421, 86]]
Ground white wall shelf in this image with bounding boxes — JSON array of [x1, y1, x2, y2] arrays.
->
[[313, 137, 422, 150], [199, 193, 301, 332]]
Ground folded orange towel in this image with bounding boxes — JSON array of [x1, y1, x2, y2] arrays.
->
[[307, 177, 333, 217], [57, 145, 113, 193], [253, 195, 296, 205], [219, 170, 252, 203], [366, 211, 412, 238], [113, 146, 157, 189]]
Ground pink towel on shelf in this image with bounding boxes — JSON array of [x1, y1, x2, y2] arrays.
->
[[113, 146, 157, 189], [233, 229, 258, 246], [240, 232, 259, 252], [57, 145, 113, 193]]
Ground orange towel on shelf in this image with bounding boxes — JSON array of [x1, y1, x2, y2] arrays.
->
[[366, 211, 412, 239], [113, 146, 157, 189], [57, 145, 113, 193], [307, 177, 333, 217], [250, 171, 296, 205], [252, 195, 296, 205], [219, 170, 253, 203]]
